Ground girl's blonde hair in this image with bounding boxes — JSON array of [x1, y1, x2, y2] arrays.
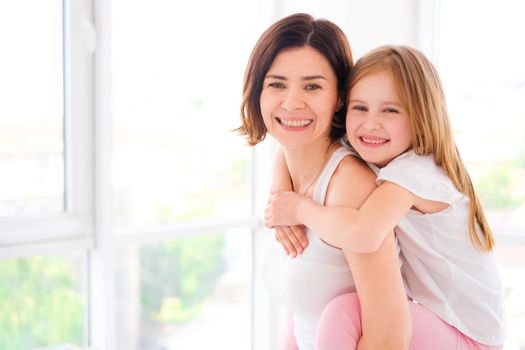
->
[[349, 45, 494, 252]]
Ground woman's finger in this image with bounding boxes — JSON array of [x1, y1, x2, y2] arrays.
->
[[276, 227, 297, 257], [290, 225, 309, 249]]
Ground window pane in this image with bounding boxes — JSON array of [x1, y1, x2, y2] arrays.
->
[[0, 253, 87, 349], [438, 0, 525, 232], [0, 1, 64, 217], [496, 244, 525, 349], [112, 1, 259, 228], [115, 229, 252, 350]]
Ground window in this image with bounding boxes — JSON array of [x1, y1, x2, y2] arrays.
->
[[0, 0, 64, 217], [109, 1, 262, 349], [1, 0, 267, 348], [0, 0, 93, 348]]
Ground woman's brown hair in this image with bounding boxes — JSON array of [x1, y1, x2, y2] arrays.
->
[[237, 13, 353, 145]]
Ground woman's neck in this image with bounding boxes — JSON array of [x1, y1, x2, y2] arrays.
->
[[282, 139, 337, 197]]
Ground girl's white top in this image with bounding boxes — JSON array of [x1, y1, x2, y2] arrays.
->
[[262, 147, 357, 350], [372, 150, 505, 346]]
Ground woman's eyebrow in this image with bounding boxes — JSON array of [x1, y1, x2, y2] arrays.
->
[[302, 75, 327, 81], [265, 75, 287, 80], [264, 75, 327, 81]]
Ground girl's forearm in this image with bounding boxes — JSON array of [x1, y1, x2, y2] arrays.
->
[[297, 199, 383, 253]]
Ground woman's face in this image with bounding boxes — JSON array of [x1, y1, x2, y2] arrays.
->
[[260, 46, 340, 150]]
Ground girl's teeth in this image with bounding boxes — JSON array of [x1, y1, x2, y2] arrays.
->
[[279, 119, 312, 127], [362, 137, 386, 144]]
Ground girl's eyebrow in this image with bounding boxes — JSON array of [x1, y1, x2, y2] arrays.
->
[[382, 101, 402, 107], [264, 74, 327, 81], [349, 98, 402, 107]]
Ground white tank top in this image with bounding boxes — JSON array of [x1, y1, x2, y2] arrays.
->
[[262, 147, 356, 350]]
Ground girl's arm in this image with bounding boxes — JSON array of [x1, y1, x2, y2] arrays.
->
[[324, 157, 411, 348], [270, 148, 308, 257], [266, 178, 419, 253]]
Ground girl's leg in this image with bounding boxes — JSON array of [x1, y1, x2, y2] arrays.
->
[[280, 312, 298, 350]]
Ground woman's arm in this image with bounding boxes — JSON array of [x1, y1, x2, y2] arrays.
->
[[324, 157, 411, 348], [270, 148, 308, 257]]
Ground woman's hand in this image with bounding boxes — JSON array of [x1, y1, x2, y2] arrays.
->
[[275, 225, 308, 258], [265, 191, 310, 257]]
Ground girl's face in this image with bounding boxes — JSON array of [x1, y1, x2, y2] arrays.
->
[[260, 46, 340, 150], [346, 70, 412, 167]]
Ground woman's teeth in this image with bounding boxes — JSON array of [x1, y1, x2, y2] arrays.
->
[[277, 118, 313, 128]]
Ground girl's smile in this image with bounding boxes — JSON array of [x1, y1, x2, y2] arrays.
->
[[346, 70, 412, 167]]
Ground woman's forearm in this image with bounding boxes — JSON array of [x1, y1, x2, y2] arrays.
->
[[271, 148, 293, 193]]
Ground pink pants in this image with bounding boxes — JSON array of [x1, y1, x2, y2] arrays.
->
[[281, 293, 502, 350]]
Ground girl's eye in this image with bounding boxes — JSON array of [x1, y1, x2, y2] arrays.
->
[[268, 82, 286, 89], [305, 84, 321, 91], [383, 107, 399, 113], [351, 105, 367, 112]]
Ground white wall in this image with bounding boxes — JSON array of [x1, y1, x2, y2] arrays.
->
[[271, 0, 420, 59]]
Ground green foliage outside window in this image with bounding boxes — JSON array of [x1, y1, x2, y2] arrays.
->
[[475, 163, 525, 209], [140, 233, 226, 326], [0, 256, 84, 350]]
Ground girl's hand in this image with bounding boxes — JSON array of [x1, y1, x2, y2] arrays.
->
[[264, 191, 304, 227], [275, 225, 308, 258]]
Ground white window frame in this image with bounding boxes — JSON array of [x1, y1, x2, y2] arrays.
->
[[0, 0, 95, 259]]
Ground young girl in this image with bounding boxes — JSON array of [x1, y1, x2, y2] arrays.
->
[[265, 45, 506, 349]]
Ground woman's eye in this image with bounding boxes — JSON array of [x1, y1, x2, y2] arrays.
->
[[268, 82, 285, 89], [305, 84, 321, 91]]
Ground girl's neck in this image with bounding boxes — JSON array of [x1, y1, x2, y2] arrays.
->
[[282, 139, 337, 197]]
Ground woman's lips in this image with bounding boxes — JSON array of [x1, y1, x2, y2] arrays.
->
[[276, 117, 313, 129]]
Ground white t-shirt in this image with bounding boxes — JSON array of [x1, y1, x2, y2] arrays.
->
[[262, 147, 356, 350], [374, 150, 506, 346]]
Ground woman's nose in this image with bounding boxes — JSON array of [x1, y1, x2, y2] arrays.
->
[[281, 89, 306, 111]]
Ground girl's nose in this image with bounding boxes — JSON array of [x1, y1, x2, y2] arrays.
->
[[281, 89, 306, 111], [362, 116, 381, 130]]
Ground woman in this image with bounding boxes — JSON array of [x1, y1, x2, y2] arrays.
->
[[237, 13, 410, 349]]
